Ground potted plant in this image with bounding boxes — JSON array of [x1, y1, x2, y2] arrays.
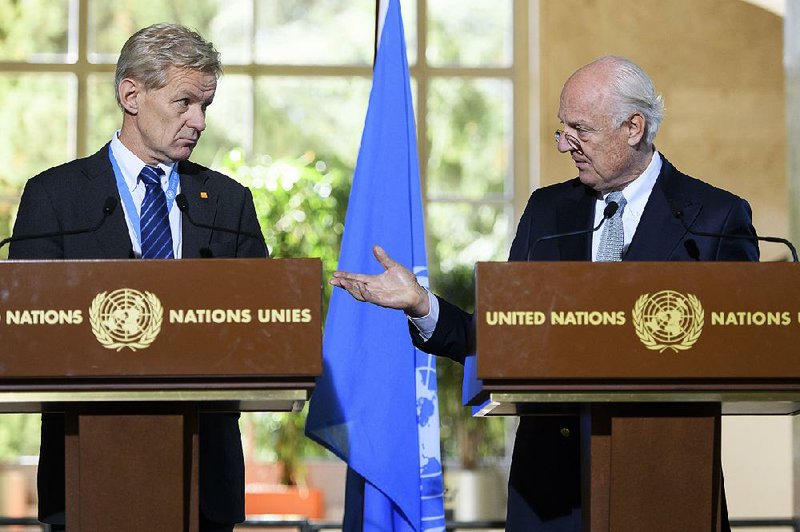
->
[[219, 149, 351, 519], [432, 264, 507, 521], [244, 411, 325, 518]]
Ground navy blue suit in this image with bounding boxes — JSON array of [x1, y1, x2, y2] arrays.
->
[[9, 144, 267, 526], [412, 155, 759, 530]]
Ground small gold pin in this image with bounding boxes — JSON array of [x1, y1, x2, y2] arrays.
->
[[200, 191, 208, 199]]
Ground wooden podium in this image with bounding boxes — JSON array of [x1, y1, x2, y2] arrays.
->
[[0, 258, 321, 531], [469, 262, 800, 532]]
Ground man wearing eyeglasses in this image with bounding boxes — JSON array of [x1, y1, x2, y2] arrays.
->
[[330, 56, 758, 530]]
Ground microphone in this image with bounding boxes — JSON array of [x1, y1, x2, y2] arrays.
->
[[672, 207, 798, 262], [0, 197, 118, 251], [527, 201, 619, 260], [175, 193, 267, 257]]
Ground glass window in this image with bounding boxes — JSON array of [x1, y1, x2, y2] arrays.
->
[[427, 202, 511, 277], [88, 0, 251, 64], [426, 0, 513, 67], [86, 73, 119, 152], [398, 0, 419, 66], [427, 77, 513, 199], [255, 0, 374, 65], [0, 74, 75, 185], [0, 0, 74, 62], [254, 77, 370, 167]]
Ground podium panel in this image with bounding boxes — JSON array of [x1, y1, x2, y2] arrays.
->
[[473, 262, 800, 415], [0, 258, 322, 531], [472, 262, 798, 532], [0, 258, 320, 380]]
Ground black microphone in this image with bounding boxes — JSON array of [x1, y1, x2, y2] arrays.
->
[[0, 197, 118, 251], [672, 207, 797, 262], [175, 193, 267, 257], [527, 201, 619, 260]]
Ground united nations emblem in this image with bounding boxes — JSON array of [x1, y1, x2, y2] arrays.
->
[[632, 290, 704, 353], [89, 289, 163, 351]]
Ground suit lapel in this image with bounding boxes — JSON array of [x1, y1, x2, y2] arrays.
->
[[555, 181, 596, 260], [178, 162, 215, 258], [84, 145, 135, 259], [625, 156, 699, 261]]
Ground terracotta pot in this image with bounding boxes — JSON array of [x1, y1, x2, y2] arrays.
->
[[245, 484, 324, 519]]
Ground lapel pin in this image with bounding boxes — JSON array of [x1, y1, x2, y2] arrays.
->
[[200, 191, 208, 199]]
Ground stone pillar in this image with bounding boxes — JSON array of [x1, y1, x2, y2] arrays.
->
[[788, 1, 800, 243], [787, 0, 800, 520]]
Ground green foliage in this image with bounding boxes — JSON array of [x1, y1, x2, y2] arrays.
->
[[218, 147, 353, 481], [0, 0, 70, 60], [88, 0, 220, 57], [425, 0, 512, 68], [0, 414, 40, 461], [0, 74, 73, 193], [218, 144, 507, 475], [431, 264, 506, 467], [217, 147, 351, 313], [249, 408, 330, 487], [427, 78, 511, 199]]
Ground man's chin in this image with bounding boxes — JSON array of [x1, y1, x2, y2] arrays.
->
[[170, 146, 195, 162], [577, 172, 601, 190]]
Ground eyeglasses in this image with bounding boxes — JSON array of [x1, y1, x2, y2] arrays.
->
[[554, 130, 583, 154], [556, 116, 636, 154]]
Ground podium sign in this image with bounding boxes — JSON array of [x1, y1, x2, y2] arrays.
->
[[0, 258, 320, 379], [474, 262, 800, 415], [473, 262, 799, 531], [0, 258, 322, 531], [477, 261, 800, 379]]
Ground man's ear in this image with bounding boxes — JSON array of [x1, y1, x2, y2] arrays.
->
[[627, 112, 646, 146], [118, 78, 141, 115]]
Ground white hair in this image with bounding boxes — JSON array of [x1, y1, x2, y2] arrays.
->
[[597, 56, 665, 145]]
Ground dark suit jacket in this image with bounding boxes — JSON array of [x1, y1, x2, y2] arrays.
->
[[9, 144, 268, 525], [412, 155, 759, 527]]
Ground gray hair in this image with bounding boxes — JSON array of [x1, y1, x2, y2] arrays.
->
[[114, 23, 222, 108], [598, 56, 665, 145]]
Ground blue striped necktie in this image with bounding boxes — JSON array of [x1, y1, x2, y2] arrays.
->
[[139, 165, 174, 259]]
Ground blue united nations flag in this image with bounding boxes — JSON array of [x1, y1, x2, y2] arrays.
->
[[305, 0, 446, 530]]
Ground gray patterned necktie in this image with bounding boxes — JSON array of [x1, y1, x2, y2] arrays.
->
[[595, 191, 627, 262]]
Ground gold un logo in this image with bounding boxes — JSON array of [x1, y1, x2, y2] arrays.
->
[[632, 290, 704, 353], [89, 288, 163, 351]]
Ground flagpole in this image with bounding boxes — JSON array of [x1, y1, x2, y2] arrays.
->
[[375, 0, 389, 63], [373, 0, 379, 65], [306, 1, 446, 528]]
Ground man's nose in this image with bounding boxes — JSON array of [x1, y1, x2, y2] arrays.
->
[[187, 105, 206, 132], [557, 134, 573, 153]]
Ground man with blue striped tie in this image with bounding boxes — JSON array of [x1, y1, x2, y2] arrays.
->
[[9, 23, 267, 532]]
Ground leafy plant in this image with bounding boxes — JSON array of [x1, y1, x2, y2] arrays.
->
[[431, 264, 506, 468], [217, 148, 351, 484], [0, 414, 40, 460], [218, 146, 505, 480], [217, 148, 350, 315]]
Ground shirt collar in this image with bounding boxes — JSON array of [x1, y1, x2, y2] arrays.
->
[[110, 132, 175, 190], [602, 149, 662, 218]]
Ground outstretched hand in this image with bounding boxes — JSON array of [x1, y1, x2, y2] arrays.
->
[[330, 245, 430, 317]]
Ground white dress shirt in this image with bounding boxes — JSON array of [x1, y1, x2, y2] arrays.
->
[[411, 151, 663, 341], [590, 150, 661, 260], [110, 133, 183, 258]]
